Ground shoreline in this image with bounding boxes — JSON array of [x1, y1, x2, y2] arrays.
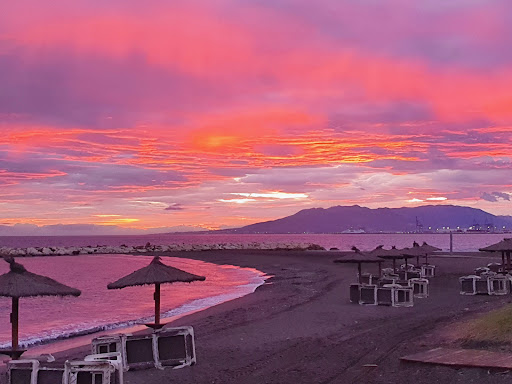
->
[[2, 250, 512, 383]]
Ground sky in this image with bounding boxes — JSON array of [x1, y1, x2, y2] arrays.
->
[[1, 0, 512, 235]]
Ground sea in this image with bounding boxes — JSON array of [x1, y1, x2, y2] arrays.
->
[[0, 232, 508, 353]]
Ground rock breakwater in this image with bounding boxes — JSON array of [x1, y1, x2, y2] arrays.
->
[[0, 242, 326, 257]]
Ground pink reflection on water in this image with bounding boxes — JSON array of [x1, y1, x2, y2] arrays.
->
[[0, 255, 266, 348]]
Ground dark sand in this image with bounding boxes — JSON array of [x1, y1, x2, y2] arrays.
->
[[3, 250, 512, 384]]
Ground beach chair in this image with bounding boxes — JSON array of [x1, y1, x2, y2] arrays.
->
[[377, 276, 398, 287], [383, 284, 413, 307], [400, 263, 415, 271], [7, 355, 63, 384], [420, 264, 435, 278], [7, 359, 39, 384], [63, 359, 122, 384], [376, 287, 393, 306], [488, 275, 509, 295], [359, 285, 377, 305], [357, 273, 373, 285], [399, 270, 421, 281], [487, 263, 503, 273], [349, 283, 361, 304], [92, 335, 123, 360], [84, 352, 124, 383], [154, 326, 196, 368], [92, 333, 155, 371], [409, 278, 429, 298], [474, 267, 490, 276], [459, 275, 478, 295], [91, 326, 197, 371], [477, 272, 497, 295]]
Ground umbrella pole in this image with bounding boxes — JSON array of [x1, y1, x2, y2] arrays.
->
[[378, 262, 382, 277], [11, 297, 19, 352], [392, 258, 396, 272], [357, 263, 362, 284], [502, 251, 505, 268], [154, 283, 161, 326], [416, 255, 419, 266]]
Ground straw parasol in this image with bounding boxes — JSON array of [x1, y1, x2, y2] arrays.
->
[[0, 257, 81, 358], [416, 242, 441, 265], [479, 238, 512, 271], [369, 246, 415, 271], [107, 256, 206, 329], [333, 247, 384, 283]]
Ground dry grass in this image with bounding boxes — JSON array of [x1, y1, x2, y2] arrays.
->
[[457, 305, 512, 347]]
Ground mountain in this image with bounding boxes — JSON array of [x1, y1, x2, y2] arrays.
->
[[221, 205, 512, 234]]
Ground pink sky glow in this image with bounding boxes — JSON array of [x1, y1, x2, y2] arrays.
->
[[1, 0, 512, 234]]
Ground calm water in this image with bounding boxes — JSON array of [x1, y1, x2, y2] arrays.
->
[[0, 233, 509, 251], [0, 255, 266, 348]]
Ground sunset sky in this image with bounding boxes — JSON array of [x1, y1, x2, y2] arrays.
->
[[1, 0, 512, 234]]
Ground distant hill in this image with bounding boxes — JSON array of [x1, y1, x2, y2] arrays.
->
[[219, 205, 512, 234]]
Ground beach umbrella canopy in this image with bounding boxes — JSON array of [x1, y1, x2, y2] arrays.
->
[[479, 238, 512, 252], [0, 257, 81, 358], [333, 247, 383, 283], [417, 242, 441, 253], [402, 245, 429, 265], [479, 238, 512, 270], [107, 256, 206, 328], [369, 246, 414, 270], [414, 242, 442, 264]]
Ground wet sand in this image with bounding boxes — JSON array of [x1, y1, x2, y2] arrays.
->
[[3, 250, 512, 384]]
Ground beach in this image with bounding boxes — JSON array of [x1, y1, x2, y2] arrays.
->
[[3, 249, 512, 383]]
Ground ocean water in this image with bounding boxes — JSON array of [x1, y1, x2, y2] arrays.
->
[[0, 254, 266, 349], [0, 232, 509, 252]]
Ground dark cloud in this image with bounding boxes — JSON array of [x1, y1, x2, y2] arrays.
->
[[481, 192, 498, 202], [165, 204, 184, 211]]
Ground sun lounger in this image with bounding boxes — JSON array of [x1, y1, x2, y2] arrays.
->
[[349, 283, 361, 303], [409, 278, 429, 298], [63, 359, 121, 384], [488, 275, 509, 295], [487, 263, 503, 273], [84, 352, 124, 383], [155, 327, 196, 368], [357, 273, 378, 285], [376, 287, 393, 305], [91, 326, 196, 371], [459, 275, 478, 295], [383, 284, 414, 307], [474, 267, 490, 276], [359, 285, 377, 305], [7, 355, 63, 384], [420, 264, 435, 278]]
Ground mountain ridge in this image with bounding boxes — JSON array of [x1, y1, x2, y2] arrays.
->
[[215, 205, 512, 234]]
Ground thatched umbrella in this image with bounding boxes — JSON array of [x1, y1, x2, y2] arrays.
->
[[369, 246, 415, 271], [479, 238, 512, 271], [416, 242, 441, 265], [333, 247, 384, 283], [107, 256, 206, 329], [0, 257, 81, 358]]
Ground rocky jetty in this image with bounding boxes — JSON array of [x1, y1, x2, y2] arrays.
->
[[0, 242, 326, 257]]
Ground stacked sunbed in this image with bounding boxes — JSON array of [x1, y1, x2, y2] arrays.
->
[[350, 263, 430, 307], [6, 326, 196, 384], [459, 263, 511, 296]]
